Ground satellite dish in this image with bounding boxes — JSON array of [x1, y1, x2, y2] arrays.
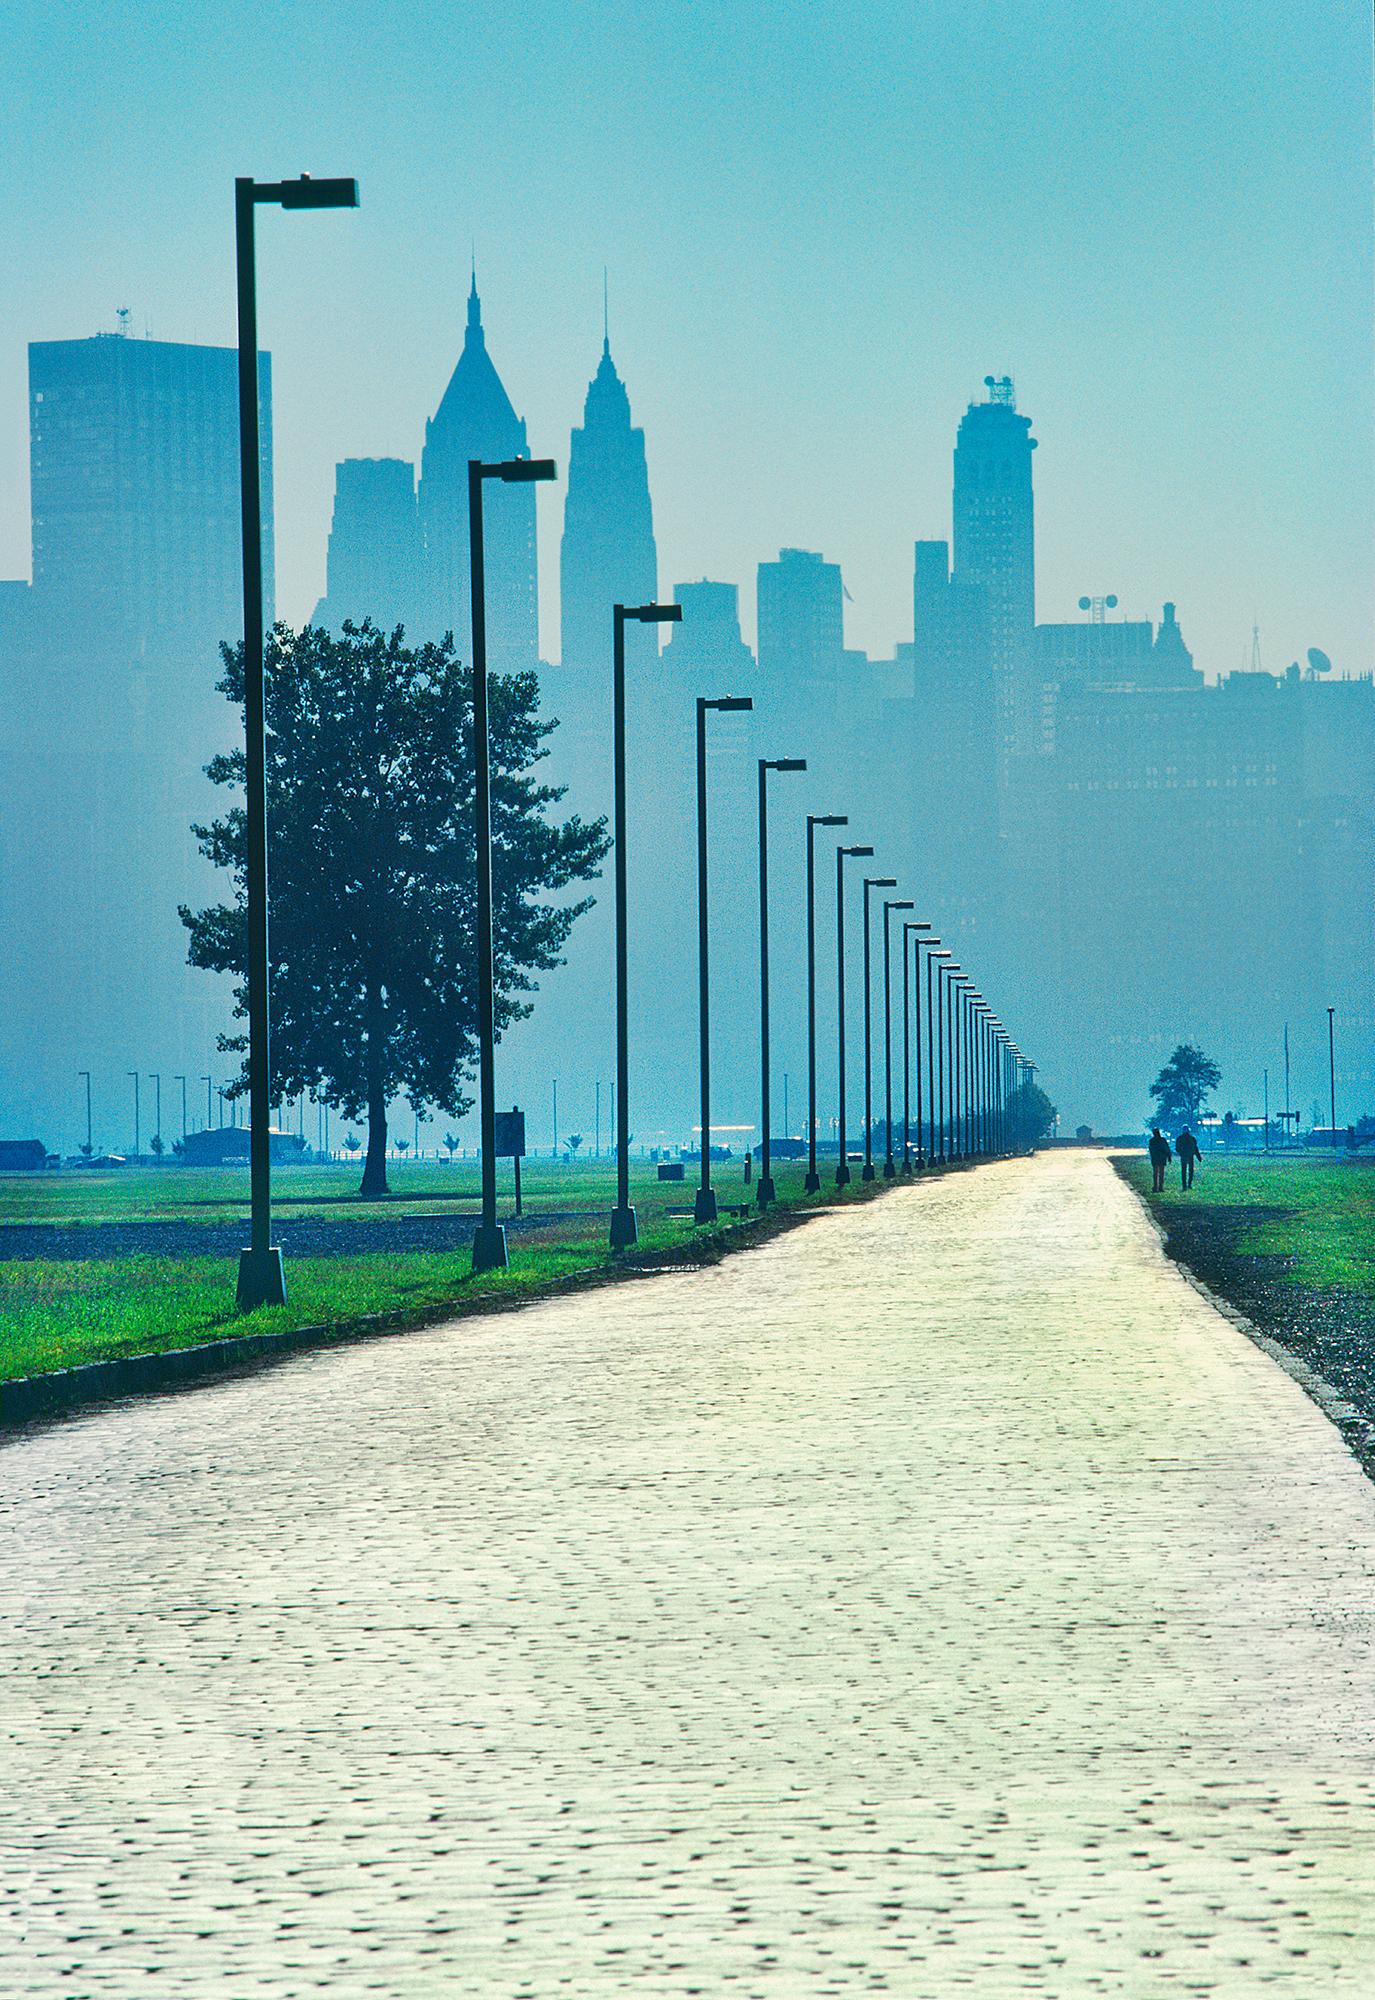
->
[[1105, 594, 1118, 609], [984, 375, 996, 389], [1078, 596, 1091, 611], [1307, 646, 1333, 675]]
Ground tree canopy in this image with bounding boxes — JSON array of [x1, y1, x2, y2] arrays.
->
[[1006, 1080, 1057, 1151], [181, 620, 609, 1194], [1148, 1043, 1221, 1130]]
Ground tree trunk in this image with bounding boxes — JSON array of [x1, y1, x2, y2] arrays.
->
[[359, 981, 389, 1197]]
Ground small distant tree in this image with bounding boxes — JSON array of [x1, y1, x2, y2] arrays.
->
[[150, 1134, 164, 1159], [1149, 1043, 1221, 1131], [566, 1133, 584, 1157], [395, 1137, 409, 1155], [1007, 1081, 1057, 1151], [443, 1132, 459, 1161], [80, 1141, 93, 1159], [343, 1134, 361, 1155], [181, 621, 608, 1199]]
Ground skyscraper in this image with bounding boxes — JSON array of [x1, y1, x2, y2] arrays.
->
[[756, 549, 844, 686], [29, 331, 272, 678], [560, 334, 657, 674], [312, 457, 420, 635], [417, 276, 538, 671], [952, 375, 1036, 754]]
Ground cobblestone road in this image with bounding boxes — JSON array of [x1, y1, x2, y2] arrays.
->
[[3, 1149, 1374, 1996]]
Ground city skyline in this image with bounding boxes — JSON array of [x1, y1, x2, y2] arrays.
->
[[0, 0, 1369, 678]]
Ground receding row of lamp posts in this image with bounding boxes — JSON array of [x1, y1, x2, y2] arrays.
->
[[230, 169, 1031, 1306]]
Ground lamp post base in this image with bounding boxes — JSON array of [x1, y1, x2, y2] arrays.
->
[[236, 1246, 287, 1311], [835, 1162, 851, 1187], [756, 1176, 775, 1210], [804, 1169, 821, 1193], [861, 1162, 876, 1182], [609, 1204, 639, 1252], [900, 1154, 912, 1177], [694, 1185, 718, 1225], [471, 1221, 509, 1274], [883, 1156, 896, 1179]]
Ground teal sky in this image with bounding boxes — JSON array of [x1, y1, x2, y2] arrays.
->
[[2, 0, 1370, 675]]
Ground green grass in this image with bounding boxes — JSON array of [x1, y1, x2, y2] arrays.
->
[[1119, 1153, 1375, 1294], [0, 1155, 861, 1383]]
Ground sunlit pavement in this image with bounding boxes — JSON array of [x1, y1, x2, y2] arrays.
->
[[2, 1148, 1374, 1996]]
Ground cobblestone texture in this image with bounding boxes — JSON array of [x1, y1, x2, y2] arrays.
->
[[2, 1148, 1373, 1996]]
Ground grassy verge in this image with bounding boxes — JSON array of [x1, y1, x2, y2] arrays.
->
[[0, 1158, 881, 1384], [1115, 1152, 1375, 1472]]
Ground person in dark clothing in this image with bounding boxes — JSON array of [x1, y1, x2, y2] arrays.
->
[[1148, 1127, 1172, 1193], [1176, 1126, 1201, 1189]]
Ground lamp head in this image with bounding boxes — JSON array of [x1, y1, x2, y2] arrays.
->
[[866, 876, 897, 889], [625, 602, 681, 623], [841, 844, 875, 858], [767, 757, 807, 772], [704, 695, 752, 712], [274, 175, 359, 209], [493, 457, 557, 483], [887, 899, 914, 912], [811, 813, 848, 827]]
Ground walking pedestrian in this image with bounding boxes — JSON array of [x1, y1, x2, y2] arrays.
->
[[1148, 1126, 1172, 1193], [1176, 1125, 1201, 1190]]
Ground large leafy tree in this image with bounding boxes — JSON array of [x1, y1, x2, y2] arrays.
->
[[1148, 1042, 1221, 1130], [1006, 1080, 1057, 1151], [182, 621, 608, 1196]]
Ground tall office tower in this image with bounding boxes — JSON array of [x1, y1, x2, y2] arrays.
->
[[951, 375, 1036, 755], [756, 549, 844, 683], [560, 335, 657, 673], [1, 330, 272, 1148], [417, 276, 538, 671], [312, 457, 421, 635], [29, 332, 271, 673]]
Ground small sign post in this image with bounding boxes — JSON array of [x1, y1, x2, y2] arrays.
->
[[494, 1107, 526, 1217]]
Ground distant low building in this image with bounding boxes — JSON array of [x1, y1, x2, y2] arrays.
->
[[176, 1128, 307, 1166], [0, 1139, 51, 1171]]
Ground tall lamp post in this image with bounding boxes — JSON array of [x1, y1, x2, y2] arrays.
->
[[468, 453, 558, 1272], [1327, 1006, 1337, 1145], [695, 694, 754, 1223], [174, 1074, 188, 1144], [901, 923, 930, 1171], [609, 601, 682, 1251], [860, 875, 897, 1179], [148, 1073, 162, 1159], [234, 171, 358, 1311], [835, 844, 875, 1186], [78, 1071, 92, 1157], [805, 814, 847, 1191], [881, 898, 913, 1176], [128, 1071, 140, 1161], [757, 756, 807, 1208], [926, 945, 948, 1165]]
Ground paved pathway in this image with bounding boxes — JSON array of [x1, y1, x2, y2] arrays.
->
[[3, 1149, 1374, 1996]]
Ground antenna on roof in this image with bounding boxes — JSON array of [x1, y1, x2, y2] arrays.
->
[[115, 307, 131, 338], [983, 373, 1015, 406]]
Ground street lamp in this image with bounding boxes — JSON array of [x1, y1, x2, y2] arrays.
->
[[757, 756, 807, 1209], [881, 898, 913, 1176], [901, 923, 931, 1171], [148, 1073, 162, 1161], [77, 1071, 92, 1157], [926, 944, 948, 1165], [234, 172, 358, 1311], [695, 694, 753, 1223], [174, 1075, 188, 1144], [860, 875, 897, 1180], [835, 844, 875, 1186], [805, 814, 847, 1191], [127, 1070, 140, 1160], [468, 452, 559, 1273], [609, 601, 682, 1252], [1327, 1005, 1337, 1145]]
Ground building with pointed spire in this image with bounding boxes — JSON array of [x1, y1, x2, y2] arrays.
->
[[559, 330, 657, 675], [952, 374, 1037, 754], [417, 276, 538, 671]]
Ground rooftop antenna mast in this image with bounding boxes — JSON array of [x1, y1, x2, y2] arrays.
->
[[1250, 622, 1263, 672], [115, 306, 131, 337], [984, 373, 1015, 406]]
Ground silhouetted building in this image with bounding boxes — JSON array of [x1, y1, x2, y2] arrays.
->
[[417, 277, 538, 671], [28, 331, 272, 674], [952, 376, 1036, 755], [559, 336, 657, 674], [311, 457, 420, 635], [756, 549, 844, 685], [662, 580, 755, 675], [1029, 601, 1203, 752]]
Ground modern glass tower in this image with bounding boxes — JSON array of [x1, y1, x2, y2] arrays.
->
[[559, 334, 657, 675], [951, 375, 1037, 754], [417, 276, 538, 672]]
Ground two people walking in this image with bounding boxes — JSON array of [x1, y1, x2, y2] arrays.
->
[[1149, 1125, 1201, 1192]]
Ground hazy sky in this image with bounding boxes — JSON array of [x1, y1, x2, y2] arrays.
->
[[2, 0, 1370, 675]]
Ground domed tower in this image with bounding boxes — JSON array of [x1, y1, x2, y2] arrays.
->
[[417, 275, 539, 672]]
